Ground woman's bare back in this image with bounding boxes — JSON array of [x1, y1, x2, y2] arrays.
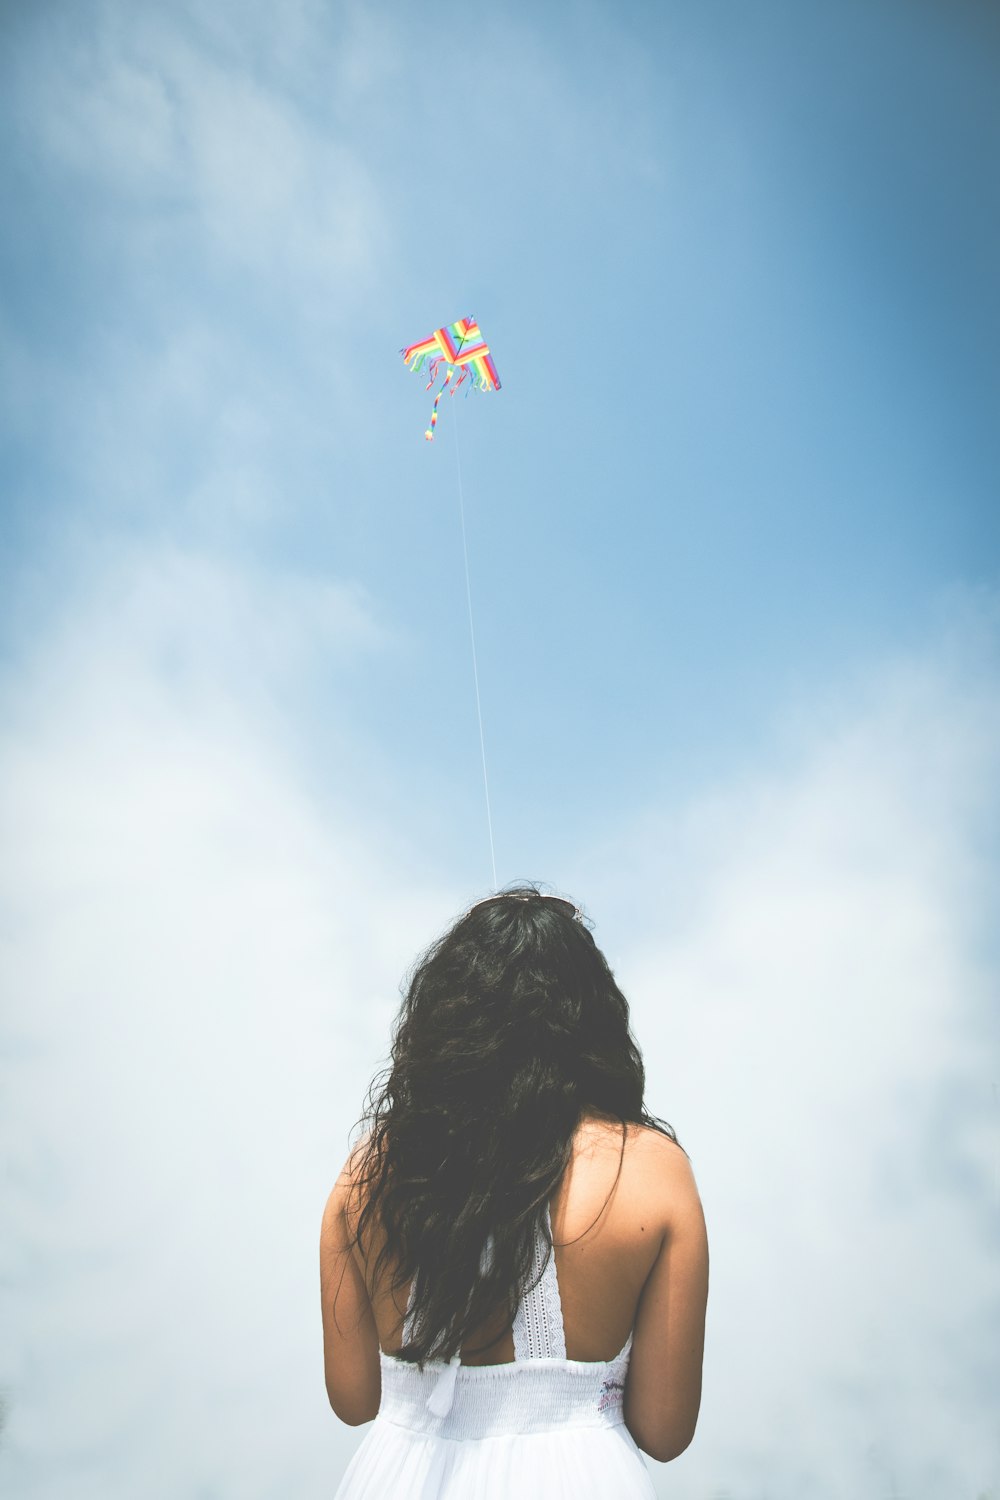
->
[[351, 1112, 677, 1366]]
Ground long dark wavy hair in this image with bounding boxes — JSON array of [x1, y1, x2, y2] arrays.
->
[[344, 882, 682, 1373]]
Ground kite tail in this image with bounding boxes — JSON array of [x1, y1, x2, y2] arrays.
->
[[425, 367, 453, 441]]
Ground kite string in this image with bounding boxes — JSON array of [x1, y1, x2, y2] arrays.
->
[[453, 403, 498, 892]]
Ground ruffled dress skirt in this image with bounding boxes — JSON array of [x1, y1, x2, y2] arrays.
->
[[333, 1349, 657, 1498]]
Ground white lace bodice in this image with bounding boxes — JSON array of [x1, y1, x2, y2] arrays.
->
[[385, 1201, 633, 1428]]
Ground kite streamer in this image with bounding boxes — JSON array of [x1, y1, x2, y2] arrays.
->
[[401, 316, 501, 441], [426, 367, 452, 440]]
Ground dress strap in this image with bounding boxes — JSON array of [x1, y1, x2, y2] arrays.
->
[[512, 1200, 567, 1361]]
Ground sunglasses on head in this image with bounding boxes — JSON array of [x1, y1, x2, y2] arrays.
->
[[467, 892, 585, 924]]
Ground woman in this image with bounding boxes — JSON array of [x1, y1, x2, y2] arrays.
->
[[320, 884, 709, 1496]]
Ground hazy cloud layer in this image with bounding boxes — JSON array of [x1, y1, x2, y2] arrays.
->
[[1, 538, 454, 1499], [27, 4, 383, 286], [587, 588, 1000, 1499], [2, 544, 997, 1498]]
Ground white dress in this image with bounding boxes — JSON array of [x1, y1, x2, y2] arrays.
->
[[332, 1202, 656, 1497]]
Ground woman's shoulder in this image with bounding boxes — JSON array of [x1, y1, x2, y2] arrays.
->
[[585, 1117, 694, 1222], [578, 1112, 684, 1155]]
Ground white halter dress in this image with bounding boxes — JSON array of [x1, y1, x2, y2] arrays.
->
[[332, 1202, 656, 1497]]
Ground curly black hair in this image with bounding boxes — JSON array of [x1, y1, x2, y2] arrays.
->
[[344, 882, 682, 1373]]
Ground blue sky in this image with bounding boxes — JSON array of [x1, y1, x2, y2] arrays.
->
[[3, 0, 996, 881], [1, 3, 998, 1498]]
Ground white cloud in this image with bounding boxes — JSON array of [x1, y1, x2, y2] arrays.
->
[[23, 2, 385, 290], [579, 587, 1000, 1499], [2, 2, 393, 548], [3, 549, 997, 1499], [0, 538, 454, 1498]]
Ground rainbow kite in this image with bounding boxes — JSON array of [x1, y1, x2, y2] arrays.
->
[[400, 316, 501, 440]]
